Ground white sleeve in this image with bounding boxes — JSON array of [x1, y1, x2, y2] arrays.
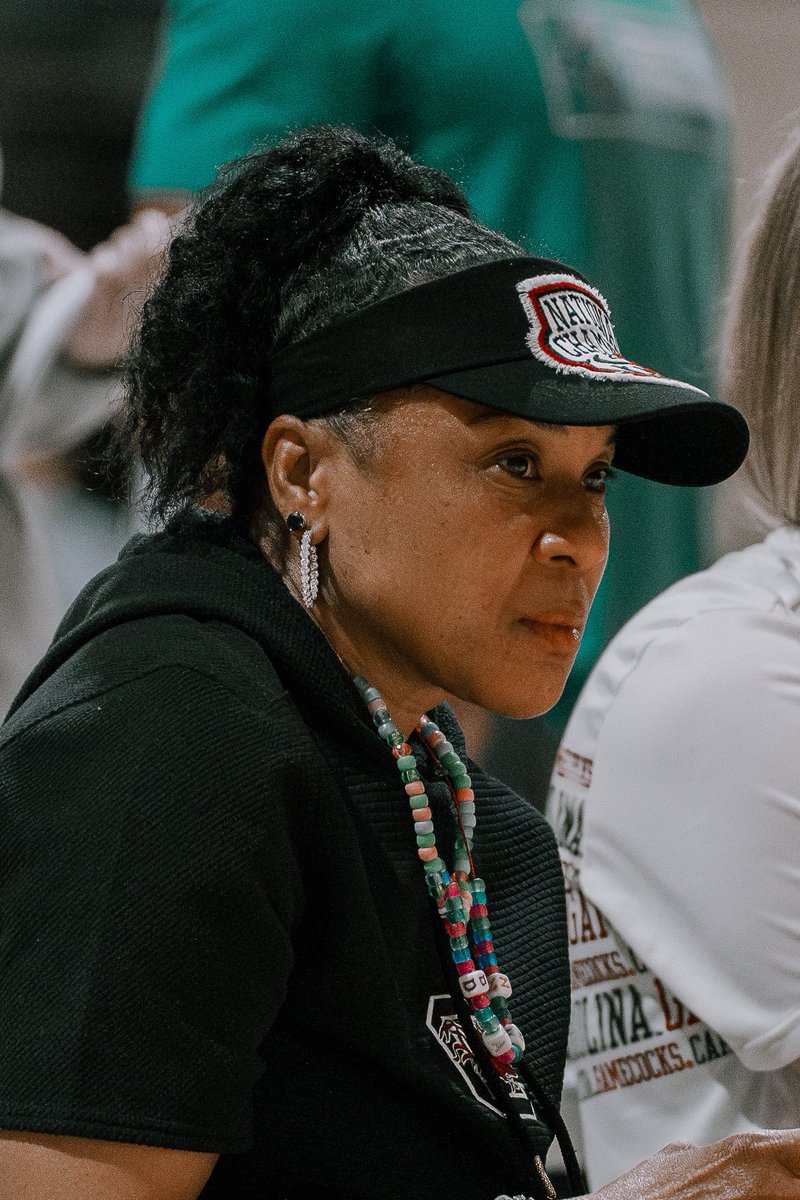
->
[[579, 605, 800, 1073]]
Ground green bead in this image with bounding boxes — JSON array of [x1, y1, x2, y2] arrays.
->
[[408, 794, 429, 809], [444, 897, 463, 913], [449, 934, 469, 950], [401, 769, 420, 783], [468, 878, 486, 893], [454, 773, 472, 787], [491, 997, 510, 1017], [423, 858, 446, 875], [415, 832, 436, 847], [479, 1014, 501, 1036], [396, 754, 416, 771], [471, 917, 491, 934], [440, 751, 461, 771], [388, 730, 405, 746]]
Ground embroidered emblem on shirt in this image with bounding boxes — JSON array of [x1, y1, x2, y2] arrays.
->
[[426, 994, 536, 1120]]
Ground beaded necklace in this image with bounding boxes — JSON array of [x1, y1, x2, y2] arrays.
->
[[352, 675, 527, 1076]]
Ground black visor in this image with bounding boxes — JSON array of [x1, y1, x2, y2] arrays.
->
[[269, 256, 748, 486]]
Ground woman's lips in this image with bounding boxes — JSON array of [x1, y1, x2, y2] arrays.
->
[[519, 613, 584, 653]]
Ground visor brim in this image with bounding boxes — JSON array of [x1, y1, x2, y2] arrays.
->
[[425, 361, 749, 486]]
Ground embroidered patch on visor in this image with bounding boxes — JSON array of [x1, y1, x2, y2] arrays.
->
[[517, 274, 661, 382]]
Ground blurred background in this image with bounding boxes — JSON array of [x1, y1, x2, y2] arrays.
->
[[4, 2, 796, 321]]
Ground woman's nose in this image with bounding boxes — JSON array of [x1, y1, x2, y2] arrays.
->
[[531, 508, 609, 572]]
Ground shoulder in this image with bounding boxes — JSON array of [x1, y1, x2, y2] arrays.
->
[[0, 613, 322, 858], [5, 612, 283, 738]]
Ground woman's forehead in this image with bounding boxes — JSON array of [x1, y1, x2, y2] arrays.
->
[[461, 402, 617, 445]]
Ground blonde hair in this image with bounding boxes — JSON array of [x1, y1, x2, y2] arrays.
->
[[722, 132, 800, 527]]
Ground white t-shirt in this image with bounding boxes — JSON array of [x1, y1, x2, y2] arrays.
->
[[547, 526, 800, 1188]]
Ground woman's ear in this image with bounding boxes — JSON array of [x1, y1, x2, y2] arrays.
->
[[260, 415, 335, 539]]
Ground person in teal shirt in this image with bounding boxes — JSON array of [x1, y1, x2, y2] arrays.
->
[[130, 0, 732, 790]]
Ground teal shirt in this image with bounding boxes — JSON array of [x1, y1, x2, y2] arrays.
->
[[131, 0, 732, 699]]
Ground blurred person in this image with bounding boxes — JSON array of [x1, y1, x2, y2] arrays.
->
[[546, 133, 800, 1189], [0, 196, 169, 713], [128, 0, 733, 799]]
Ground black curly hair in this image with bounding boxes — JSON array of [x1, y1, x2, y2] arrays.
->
[[121, 125, 523, 547]]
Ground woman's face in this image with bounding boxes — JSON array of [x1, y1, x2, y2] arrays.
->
[[309, 389, 613, 731]]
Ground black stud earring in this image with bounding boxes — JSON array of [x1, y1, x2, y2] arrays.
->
[[286, 511, 307, 534]]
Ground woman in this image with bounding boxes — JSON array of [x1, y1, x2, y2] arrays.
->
[[547, 132, 800, 1188], [0, 125, 793, 1200]]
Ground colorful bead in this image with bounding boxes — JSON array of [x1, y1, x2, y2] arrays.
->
[[507, 1023, 526, 1053], [358, 678, 529, 1077], [458, 969, 489, 999], [422, 859, 448, 878], [482, 1027, 513, 1057], [488, 972, 512, 999]]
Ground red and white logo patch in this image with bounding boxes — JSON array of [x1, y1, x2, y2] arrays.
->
[[517, 273, 661, 382]]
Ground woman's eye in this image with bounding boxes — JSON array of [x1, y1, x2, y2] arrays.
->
[[584, 465, 617, 494], [498, 453, 538, 479]]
